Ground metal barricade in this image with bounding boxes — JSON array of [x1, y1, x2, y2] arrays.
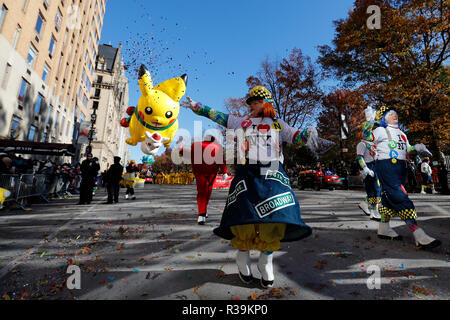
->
[[0, 174, 20, 203], [0, 174, 51, 210]]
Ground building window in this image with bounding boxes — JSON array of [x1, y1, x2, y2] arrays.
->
[[28, 125, 37, 141], [12, 25, 21, 49], [55, 8, 62, 31], [0, 5, 7, 32], [42, 63, 50, 83], [1, 63, 12, 90], [94, 88, 101, 98], [10, 116, 21, 139], [35, 12, 45, 35], [54, 110, 60, 130], [48, 35, 56, 56], [18, 78, 29, 102], [43, 0, 50, 10], [60, 116, 65, 135], [34, 94, 44, 114], [97, 75, 103, 83], [22, 0, 29, 13], [66, 121, 71, 136], [46, 105, 53, 124], [42, 132, 48, 142], [27, 44, 38, 67]]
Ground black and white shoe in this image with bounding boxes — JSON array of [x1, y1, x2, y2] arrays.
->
[[414, 228, 442, 250], [197, 215, 206, 225], [377, 222, 403, 241], [238, 272, 253, 284], [236, 251, 253, 284], [257, 252, 274, 289]]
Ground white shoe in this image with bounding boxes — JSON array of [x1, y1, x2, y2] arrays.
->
[[420, 190, 426, 194], [236, 251, 253, 284], [358, 200, 370, 216], [197, 215, 206, 225], [432, 189, 437, 194], [413, 228, 441, 250], [125, 194, 129, 199], [131, 195, 136, 200], [369, 208, 381, 221], [377, 222, 402, 240], [257, 252, 274, 288]]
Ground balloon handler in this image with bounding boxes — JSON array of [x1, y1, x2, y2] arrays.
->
[[362, 105, 441, 250], [356, 132, 381, 221], [179, 135, 229, 225], [181, 86, 334, 288], [420, 157, 436, 194]]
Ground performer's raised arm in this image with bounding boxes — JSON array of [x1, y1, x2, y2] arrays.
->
[[181, 97, 229, 127]]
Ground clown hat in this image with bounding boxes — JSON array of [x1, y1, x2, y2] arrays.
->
[[376, 105, 397, 122], [246, 86, 274, 105]]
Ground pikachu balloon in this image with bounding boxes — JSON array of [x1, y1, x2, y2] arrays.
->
[[121, 64, 187, 155]]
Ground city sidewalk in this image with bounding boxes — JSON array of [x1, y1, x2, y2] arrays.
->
[[0, 185, 449, 300]]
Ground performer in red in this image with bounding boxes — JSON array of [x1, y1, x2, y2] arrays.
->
[[181, 135, 228, 225]]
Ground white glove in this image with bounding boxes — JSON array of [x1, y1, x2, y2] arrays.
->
[[365, 107, 377, 122], [141, 132, 169, 155], [361, 166, 375, 179], [414, 143, 432, 156], [180, 97, 197, 110], [222, 174, 228, 181]]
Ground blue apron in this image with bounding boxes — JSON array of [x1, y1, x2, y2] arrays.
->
[[213, 162, 312, 242]]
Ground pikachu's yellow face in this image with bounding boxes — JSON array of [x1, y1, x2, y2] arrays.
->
[[137, 87, 180, 128], [137, 65, 187, 129]]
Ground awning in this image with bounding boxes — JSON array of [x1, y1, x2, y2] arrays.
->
[[0, 139, 76, 156]]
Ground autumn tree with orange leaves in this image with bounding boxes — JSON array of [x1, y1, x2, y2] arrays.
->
[[318, 0, 450, 156], [316, 89, 370, 165]]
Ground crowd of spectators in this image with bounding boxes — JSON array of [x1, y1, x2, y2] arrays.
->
[[0, 148, 84, 199]]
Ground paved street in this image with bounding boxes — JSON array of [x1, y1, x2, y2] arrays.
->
[[0, 184, 449, 300]]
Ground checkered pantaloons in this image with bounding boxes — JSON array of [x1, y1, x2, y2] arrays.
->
[[379, 204, 418, 220]]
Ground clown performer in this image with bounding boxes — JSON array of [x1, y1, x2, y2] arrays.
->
[[179, 135, 229, 225], [356, 132, 381, 221], [420, 157, 436, 194], [181, 86, 334, 288], [125, 160, 139, 200], [362, 105, 441, 250]]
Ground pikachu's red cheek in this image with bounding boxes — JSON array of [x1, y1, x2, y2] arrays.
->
[[168, 119, 175, 125]]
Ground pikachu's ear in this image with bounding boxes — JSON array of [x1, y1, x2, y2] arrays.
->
[[154, 74, 187, 102], [138, 64, 153, 97]]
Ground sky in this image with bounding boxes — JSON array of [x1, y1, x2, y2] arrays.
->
[[99, 0, 356, 163]]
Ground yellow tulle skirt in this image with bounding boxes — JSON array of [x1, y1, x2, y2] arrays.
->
[[230, 223, 286, 252]]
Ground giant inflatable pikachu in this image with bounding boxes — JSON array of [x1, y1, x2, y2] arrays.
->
[[120, 64, 187, 155]]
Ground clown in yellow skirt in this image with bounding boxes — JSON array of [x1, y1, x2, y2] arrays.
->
[[181, 86, 334, 287]]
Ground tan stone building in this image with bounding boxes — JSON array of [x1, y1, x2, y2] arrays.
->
[[0, 0, 107, 158], [90, 43, 129, 170]]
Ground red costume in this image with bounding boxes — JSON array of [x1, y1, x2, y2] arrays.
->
[[182, 138, 228, 216]]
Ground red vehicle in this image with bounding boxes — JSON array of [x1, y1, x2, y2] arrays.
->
[[298, 170, 343, 191], [144, 177, 153, 183]]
